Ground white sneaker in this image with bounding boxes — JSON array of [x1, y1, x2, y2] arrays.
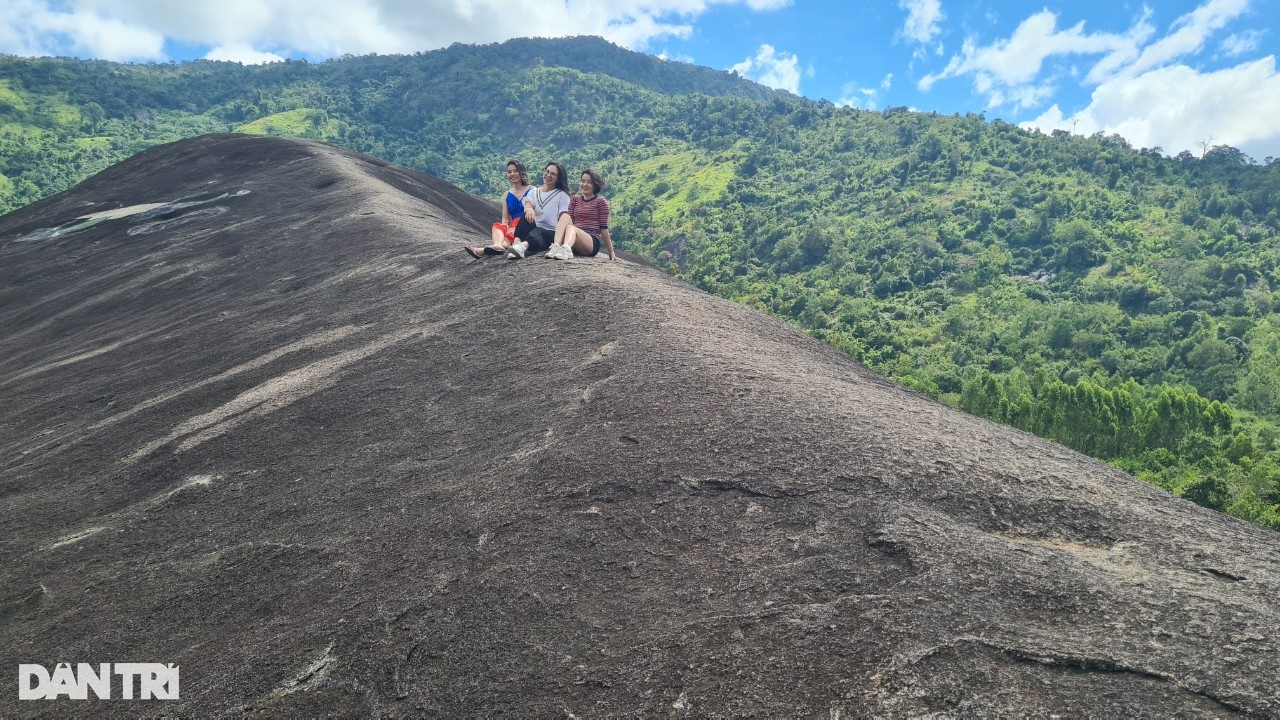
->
[[545, 244, 563, 259], [506, 243, 526, 259]]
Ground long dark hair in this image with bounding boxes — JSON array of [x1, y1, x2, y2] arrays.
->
[[546, 161, 570, 194], [507, 159, 529, 185]]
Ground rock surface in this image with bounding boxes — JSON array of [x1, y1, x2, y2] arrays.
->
[[1, 134, 1277, 717]]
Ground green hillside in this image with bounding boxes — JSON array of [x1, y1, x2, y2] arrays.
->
[[2, 36, 1279, 528]]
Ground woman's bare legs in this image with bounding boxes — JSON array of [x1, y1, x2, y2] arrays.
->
[[566, 226, 594, 255], [466, 225, 512, 257], [549, 214, 594, 258], [551, 214, 573, 247]]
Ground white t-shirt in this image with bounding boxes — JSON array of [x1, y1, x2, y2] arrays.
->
[[525, 187, 569, 232]]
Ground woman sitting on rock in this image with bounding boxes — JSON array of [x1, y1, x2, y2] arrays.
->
[[505, 161, 570, 259], [547, 168, 615, 261], [466, 159, 532, 258]]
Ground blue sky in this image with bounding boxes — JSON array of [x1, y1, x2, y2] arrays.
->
[[3, 0, 1278, 160]]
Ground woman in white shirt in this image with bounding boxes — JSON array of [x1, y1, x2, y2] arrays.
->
[[506, 161, 570, 259]]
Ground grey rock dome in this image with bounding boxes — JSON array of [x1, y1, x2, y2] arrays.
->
[[1, 134, 1277, 716]]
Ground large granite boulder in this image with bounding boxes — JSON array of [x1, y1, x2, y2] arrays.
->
[[1, 134, 1276, 716]]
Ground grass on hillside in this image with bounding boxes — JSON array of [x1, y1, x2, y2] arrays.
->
[[236, 108, 338, 140]]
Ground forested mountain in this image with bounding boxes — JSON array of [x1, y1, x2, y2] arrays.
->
[[3, 36, 1279, 529]]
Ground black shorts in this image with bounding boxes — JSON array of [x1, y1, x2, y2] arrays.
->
[[573, 234, 601, 258], [516, 222, 553, 253]]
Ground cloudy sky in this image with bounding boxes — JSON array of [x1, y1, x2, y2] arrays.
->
[[3, 0, 1278, 161]]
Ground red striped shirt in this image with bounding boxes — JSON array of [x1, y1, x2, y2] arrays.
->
[[568, 194, 610, 237]]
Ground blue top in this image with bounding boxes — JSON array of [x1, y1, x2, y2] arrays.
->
[[506, 188, 530, 220]]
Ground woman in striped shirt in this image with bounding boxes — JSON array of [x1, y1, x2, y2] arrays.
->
[[547, 168, 616, 261]]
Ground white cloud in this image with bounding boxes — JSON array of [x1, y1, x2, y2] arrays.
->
[[731, 44, 803, 93], [899, 0, 944, 45], [918, 2, 1253, 102], [1115, 0, 1248, 78], [1220, 29, 1264, 57], [835, 83, 871, 109], [205, 43, 285, 65], [657, 50, 697, 64], [990, 82, 1059, 112], [919, 10, 1139, 97], [835, 73, 893, 109], [1024, 57, 1280, 160], [918, 1, 1277, 159], [0, 0, 792, 60], [1080, 9, 1156, 84], [0, 0, 165, 61]]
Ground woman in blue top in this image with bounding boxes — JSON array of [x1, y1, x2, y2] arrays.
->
[[466, 159, 532, 258]]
